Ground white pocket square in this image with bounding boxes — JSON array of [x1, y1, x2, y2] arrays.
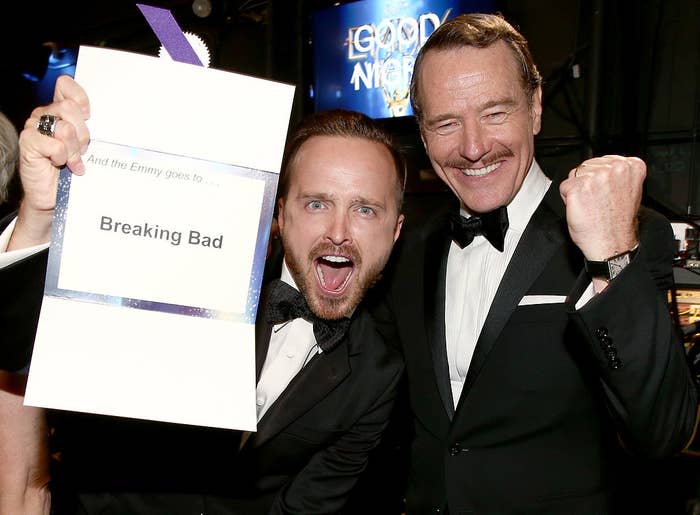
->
[[518, 295, 567, 306]]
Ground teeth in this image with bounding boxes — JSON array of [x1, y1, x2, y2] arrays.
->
[[322, 255, 350, 263], [460, 162, 500, 177]]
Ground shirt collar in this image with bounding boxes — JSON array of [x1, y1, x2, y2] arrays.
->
[[506, 160, 551, 233], [281, 259, 299, 290]]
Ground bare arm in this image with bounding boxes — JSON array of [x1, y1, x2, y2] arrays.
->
[[0, 371, 50, 515]]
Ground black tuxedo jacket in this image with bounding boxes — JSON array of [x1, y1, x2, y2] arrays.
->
[[372, 184, 697, 514], [0, 227, 403, 515]]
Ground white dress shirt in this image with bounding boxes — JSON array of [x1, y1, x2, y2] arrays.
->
[[255, 262, 321, 421], [238, 262, 322, 448], [0, 217, 49, 267], [445, 161, 551, 406]]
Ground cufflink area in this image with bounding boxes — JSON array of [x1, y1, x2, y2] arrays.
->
[[595, 327, 622, 369]]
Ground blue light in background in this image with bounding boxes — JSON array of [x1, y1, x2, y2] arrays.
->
[[23, 46, 78, 106]]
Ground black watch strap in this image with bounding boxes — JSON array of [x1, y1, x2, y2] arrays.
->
[[584, 248, 639, 280]]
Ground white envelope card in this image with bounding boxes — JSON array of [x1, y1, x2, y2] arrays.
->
[[24, 46, 295, 431]]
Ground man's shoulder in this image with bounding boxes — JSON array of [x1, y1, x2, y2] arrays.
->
[[637, 205, 676, 270], [401, 191, 456, 240], [638, 204, 672, 228], [636, 204, 675, 251], [348, 307, 393, 346], [385, 197, 452, 269], [347, 308, 403, 369]]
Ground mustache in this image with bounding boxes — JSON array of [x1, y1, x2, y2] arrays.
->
[[445, 149, 514, 169], [309, 241, 362, 266]]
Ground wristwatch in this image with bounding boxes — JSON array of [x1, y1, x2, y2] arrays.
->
[[584, 248, 639, 281]]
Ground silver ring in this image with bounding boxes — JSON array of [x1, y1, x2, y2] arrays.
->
[[37, 114, 61, 137]]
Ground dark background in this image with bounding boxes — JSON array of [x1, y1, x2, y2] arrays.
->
[[1, 1, 699, 512], [0, 0, 698, 224]]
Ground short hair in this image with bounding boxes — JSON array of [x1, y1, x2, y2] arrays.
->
[[0, 112, 18, 205], [410, 12, 543, 123], [278, 109, 406, 211]]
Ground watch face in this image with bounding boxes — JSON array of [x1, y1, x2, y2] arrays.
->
[[585, 249, 637, 280], [608, 254, 631, 279]]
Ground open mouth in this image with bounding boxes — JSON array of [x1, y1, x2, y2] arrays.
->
[[459, 161, 501, 177], [314, 255, 355, 296]]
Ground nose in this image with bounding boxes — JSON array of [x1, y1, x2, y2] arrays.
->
[[326, 211, 352, 246], [458, 119, 490, 162]]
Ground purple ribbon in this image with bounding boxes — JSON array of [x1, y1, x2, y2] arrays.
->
[[137, 3, 203, 66]]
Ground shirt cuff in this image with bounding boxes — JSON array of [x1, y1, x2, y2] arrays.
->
[[0, 217, 50, 268], [574, 281, 596, 310]]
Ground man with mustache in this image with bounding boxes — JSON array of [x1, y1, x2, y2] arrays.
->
[[0, 76, 405, 514], [372, 12, 698, 514]]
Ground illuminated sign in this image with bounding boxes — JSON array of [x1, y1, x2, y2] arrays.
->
[[311, 0, 496, 119]]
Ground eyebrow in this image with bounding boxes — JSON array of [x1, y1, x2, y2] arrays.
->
[[424, 96, 519, 126], [480, 97, 518, 111], [299, 192, 335, 201], [353, 196, 386, 210], [299, 192, 386, 210]]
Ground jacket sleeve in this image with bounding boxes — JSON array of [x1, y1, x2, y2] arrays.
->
[[0, 249, 47, 373], [268, 359, 403, 515], [569, 209, 698, 457]]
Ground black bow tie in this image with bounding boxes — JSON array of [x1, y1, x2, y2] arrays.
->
[[264, 279, 350, 353], [449, 207, 509, 252]]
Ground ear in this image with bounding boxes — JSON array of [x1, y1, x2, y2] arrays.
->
[[531, 86, 543, 135], [276, 198, 286, 231], [393, 213, 405, 243]]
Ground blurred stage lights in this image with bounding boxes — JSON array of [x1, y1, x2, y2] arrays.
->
[[192, 0, 213, 18]]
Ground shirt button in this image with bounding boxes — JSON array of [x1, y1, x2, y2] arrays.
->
[[449, 443, 461, 456], [286, 350, 295, 358], [256, 395, 266, 406]]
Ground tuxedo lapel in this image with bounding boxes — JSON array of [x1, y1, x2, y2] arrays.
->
[[423, 217, 456, 420], [246, 341, 351, 449], [256, 248, 285, 380], [254, 284, 275, 381], [255, 317, 272, 382], [459, 187, 568, 402]]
